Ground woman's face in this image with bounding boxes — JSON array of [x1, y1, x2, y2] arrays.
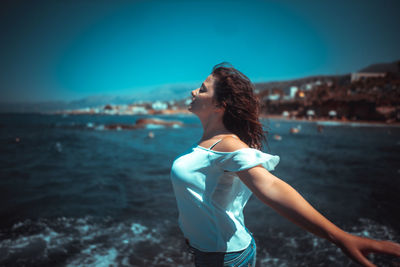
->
[[188, 74, 222, 116]]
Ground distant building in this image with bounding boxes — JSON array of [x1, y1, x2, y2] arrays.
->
[[118, 105, 129, 113], [304, 84, 313, 91], [351, 72, 386, 82], [306, 109, 315, 120], [102, 105, 119, 115], [266, 94, 280, 101], [328, 110, 337, 119], [131, 106, 148, 114], [152, 101, 168, 110], [104, 109, 118, 115], [289, 86, 298, 98]]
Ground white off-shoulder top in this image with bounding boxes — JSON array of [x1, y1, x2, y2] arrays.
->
[[170, 142, 280, 252]]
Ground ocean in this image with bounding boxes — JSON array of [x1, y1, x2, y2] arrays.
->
[[0, 113, 399, 266]]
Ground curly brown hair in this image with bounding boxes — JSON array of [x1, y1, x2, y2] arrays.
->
[[211, 62, 267, 150]]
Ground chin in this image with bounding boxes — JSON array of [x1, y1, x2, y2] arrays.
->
[[188, 106, 196, 114]]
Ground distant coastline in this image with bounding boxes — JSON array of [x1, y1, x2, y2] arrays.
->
[[1, 59, 399, 125], [261, 114, 400, 127]]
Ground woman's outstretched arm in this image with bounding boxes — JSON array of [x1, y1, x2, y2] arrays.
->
[[237, 166, 400, 267]]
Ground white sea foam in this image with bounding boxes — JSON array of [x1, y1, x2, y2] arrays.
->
[[145, 124, 166, 129], [131, 222, 147, 235], [317, 121, 400, 127], [1, 217, 165, 266], [67, 247, 118, 267], [3, 216, 396, 266], [55, 142, 62, 152], [257, 217, 399, 267], [94, 124, 105, 131]]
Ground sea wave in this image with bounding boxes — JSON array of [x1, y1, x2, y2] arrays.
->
[[1, 217, 398, 266], [0, 217, 184, 267], [256, 218, 399, 267]]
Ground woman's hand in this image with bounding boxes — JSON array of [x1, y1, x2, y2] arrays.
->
[[334, 233, 400, 267]]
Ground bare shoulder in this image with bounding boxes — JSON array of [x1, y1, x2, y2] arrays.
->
[[213, 136, 249, 152]]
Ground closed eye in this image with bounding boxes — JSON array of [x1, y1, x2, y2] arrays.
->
[[200, 83, 207, 92]]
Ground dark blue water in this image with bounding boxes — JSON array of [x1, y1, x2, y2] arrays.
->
[[0, 114, 399, 266]]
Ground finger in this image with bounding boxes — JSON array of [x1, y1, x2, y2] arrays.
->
[[371, 241, 400, 257], [353, 250, 376, 267]]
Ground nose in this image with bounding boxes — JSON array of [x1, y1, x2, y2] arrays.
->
[[191, 88, 198, 97]]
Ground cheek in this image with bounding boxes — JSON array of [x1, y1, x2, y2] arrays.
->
[[200, 98, 214, 108], [194, 96, 215, 109]]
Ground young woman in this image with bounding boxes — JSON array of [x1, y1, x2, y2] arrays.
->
[[170, 63, 400, 267]]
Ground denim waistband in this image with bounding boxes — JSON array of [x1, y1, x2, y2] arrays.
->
[[185, 234, 254, 255]]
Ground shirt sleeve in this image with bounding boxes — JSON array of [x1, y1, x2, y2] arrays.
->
[[216, 148, 280, 172]]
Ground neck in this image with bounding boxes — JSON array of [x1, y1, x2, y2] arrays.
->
[[198, 113, 230, 141]]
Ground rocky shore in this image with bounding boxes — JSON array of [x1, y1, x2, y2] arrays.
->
[[258, 63, 400, 124], [261, 114, 400, 127]]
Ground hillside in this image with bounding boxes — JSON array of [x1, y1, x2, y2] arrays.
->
[[358, 60, 400, 74]]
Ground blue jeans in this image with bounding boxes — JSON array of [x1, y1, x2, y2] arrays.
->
[[187, 236, 257, 267]]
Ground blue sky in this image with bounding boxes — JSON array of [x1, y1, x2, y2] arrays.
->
[[1, 0, 399, 102]]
